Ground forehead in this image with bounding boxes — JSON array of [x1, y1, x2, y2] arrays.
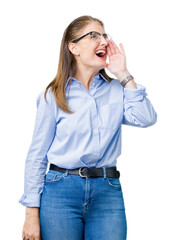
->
[[81, 22, 105, 34]]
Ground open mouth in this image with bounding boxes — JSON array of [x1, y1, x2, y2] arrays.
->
[[95, 49, 107, 60]]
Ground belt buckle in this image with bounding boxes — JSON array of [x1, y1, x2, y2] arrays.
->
[[79, 167, 87, 178]]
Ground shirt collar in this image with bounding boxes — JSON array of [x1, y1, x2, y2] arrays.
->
[[65, 72, 109, 89], [98, 72, 109, 82]]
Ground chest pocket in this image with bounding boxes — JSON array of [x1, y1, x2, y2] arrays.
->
[[99, 102, 123, 131]]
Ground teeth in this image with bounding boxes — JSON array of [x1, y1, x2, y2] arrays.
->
[[95, 50, 106, 54]]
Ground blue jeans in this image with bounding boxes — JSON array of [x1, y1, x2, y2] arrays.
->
[[39, 168, 127, 240]]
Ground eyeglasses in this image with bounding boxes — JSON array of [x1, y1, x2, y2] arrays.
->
[[72, 31, 112, 43]]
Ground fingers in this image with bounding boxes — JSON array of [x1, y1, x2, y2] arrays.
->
[[107, 40, 125, 56], [107, 44, 112, 56], [22, 231, 29, 239], [119, 42, 125, 54], [110, 40, 120, 54], [22, 233, 40, 240], [107, 40, 117, 55]]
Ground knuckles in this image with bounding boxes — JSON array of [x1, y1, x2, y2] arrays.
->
[[23, 232, 40, 238]]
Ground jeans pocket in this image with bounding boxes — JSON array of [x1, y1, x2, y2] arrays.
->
[[106, 177, 121, 188], [44, 170, 65, 183]]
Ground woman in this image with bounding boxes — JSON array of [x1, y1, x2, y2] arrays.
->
[[19, 15, 157, 240]]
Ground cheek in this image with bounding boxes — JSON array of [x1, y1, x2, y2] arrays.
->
[[80, 43, 98, 61], [81, 50, 96, 62]]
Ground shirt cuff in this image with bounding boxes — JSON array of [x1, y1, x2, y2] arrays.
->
[[18, 193, 41, 207], [123, 83, 148, 103]]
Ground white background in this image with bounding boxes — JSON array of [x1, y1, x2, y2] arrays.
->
[[0, 0, 175, 239]]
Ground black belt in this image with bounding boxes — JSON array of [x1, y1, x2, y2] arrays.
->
[[49, 164, 120, 178]]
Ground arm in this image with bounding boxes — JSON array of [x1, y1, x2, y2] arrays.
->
[[115, 70, 157, 128], [106, 40, 157, 128], [19, 88, 57, 207], [122, 79, 157, 128], [22, 207, 40, 240]]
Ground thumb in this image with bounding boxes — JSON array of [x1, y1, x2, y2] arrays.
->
[[105, 62, 109, 69]]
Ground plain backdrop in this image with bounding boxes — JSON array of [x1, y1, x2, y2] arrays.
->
[[0, 0, 175, 239]]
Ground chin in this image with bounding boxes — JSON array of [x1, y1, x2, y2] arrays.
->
[[97, 57, 107, 68], [97, 62, 106, 69], [86, 59, 106, 71]]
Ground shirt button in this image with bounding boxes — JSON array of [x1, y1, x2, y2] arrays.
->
[[92, 83, 95, 86]]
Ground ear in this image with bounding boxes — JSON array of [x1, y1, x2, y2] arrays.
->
[[68, 42, 80, 56]]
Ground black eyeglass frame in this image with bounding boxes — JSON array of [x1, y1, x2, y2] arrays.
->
[[72, 31, 111, 43]]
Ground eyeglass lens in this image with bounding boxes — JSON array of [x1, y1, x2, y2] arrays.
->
[[91, 32, 111, 41]]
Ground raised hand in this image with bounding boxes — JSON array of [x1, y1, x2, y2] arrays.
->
[[106, 39, 128, 79]]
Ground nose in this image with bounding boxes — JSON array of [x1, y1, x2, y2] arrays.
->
[[99, 35, 108, 46]]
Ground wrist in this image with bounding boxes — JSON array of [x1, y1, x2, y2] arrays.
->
[[26, 207, 39, 217], [124, 79, 137, 89], [115, 69, 131, 82]]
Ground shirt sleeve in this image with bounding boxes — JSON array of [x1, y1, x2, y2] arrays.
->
[[18, 88, 57, 207], [122, 83, 157, 127]]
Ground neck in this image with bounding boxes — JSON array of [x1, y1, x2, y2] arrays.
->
[[73, 65, 100, 91]]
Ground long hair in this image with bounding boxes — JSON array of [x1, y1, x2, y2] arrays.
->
[[44, 15, 113, 114]]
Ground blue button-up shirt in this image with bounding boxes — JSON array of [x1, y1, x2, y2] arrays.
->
[[19, 72, 157, 207]]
